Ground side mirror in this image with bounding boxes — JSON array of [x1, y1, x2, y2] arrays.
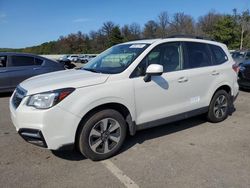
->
[[144, 64, 163, 82]]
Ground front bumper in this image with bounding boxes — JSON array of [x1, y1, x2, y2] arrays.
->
[[9, 94, 81, 150]]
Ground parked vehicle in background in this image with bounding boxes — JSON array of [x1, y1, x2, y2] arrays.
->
[[58, 55, 69, 61], [57, 55, 76, 69], [0, 52, 65, 93], [231, 50, 250, 65], [67, 55, 79, 62], [78, 54, 88, 63], [9, 36, 239, 161], [238, 60, 250, 89], [79, 54, 97, 63]]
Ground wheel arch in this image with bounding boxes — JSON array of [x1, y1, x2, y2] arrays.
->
[[209, 84, 232, 105], [75, 102, 136, 149]]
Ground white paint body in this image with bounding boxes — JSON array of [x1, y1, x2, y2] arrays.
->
[[9, 38, 239, 150]]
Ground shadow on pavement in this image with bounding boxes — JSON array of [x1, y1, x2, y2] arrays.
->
[[52, 149, 86, 161], [119, 116, 207, 155], [52, 115, 207, 161]]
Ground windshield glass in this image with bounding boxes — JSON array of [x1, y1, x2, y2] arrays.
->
[[82, 43, 149, 74]]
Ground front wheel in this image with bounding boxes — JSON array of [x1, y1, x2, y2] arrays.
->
[[207, 90, 230, 123], [78, 109, 127, 161]]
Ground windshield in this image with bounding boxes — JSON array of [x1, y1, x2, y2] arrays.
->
[[82, 43, 149, 74]]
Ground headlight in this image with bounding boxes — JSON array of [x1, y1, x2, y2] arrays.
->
[[27, 88, 75, 109]]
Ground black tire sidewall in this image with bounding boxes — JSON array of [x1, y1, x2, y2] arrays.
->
[[78, 109, 127, 161], [207, 90, 230, 123]]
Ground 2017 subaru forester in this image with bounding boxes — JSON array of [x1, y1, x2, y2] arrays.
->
[[9, 37, 239, 161]]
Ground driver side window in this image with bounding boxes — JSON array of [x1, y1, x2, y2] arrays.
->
[[131, 42, 182, 77]]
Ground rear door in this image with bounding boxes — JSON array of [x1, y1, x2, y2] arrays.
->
[[0, 55, 10, 91], [8, 55, 41, 88], [182, 42, 217, 109]]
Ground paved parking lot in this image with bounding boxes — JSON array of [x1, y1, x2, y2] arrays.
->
[[0, 90, 250, 188]]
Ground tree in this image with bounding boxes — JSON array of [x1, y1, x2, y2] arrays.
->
[[109, 26, 123, 46], [143, 20, 158, 38], [101, 21, 115, 37], [156, 11, 169, 37], [212, 15, 240, 48], [197, 11, 222, 37], [168, 13, 195, 35], [239, 10, 250, 49], [121, 23, 141, 41]]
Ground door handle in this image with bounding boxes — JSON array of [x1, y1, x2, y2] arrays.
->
[[211, 70, 220, 76], [33, 67, 41, 70], [0, 70, 7, 73], [178, 77, 188, 83]]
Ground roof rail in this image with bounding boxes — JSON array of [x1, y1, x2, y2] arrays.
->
[[166, 34, 215, 41]]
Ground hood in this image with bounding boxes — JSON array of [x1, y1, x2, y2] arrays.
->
[[20, 69, 109, 95]]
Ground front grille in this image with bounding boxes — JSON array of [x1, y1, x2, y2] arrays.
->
[[12, 86, 27, 109]]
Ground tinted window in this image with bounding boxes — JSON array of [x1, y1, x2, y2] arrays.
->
[[184, 42, 212, 69], [132, 42, 182, 77], [35, 58, 44, 65], [210, 44, 228, 65], [0, 56, 7, 68], [11, 56, 35, 66]]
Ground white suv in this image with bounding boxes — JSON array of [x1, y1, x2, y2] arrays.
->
[[9, 37, 239, 161]]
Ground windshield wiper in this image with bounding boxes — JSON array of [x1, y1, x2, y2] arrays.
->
[[82, 68, 100, 73]]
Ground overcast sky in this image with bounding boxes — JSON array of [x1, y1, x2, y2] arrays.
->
[[0, 0, 249, 48]]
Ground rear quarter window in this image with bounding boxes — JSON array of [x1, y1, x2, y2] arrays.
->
[[35, 58, 44, 65], [209, 45, 228, 65], [11, 56, 35, 66]]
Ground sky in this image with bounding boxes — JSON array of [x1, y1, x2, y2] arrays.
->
[[0, 0, 249, 48]]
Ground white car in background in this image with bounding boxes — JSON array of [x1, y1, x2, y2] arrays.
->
[[67, 55, 79, 62], [79, 54, 97, 63], [10, 36, 239, 161]]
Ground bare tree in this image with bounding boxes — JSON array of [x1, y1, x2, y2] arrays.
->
[[197, 11, 222, 37], [168, 13, 195, 35], [156, 11, 169, 37], [121, 23, 141, 41], [143, 20, 158, 38], [239, 10, 250, 50]]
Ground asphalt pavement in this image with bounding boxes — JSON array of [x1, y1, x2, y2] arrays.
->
[[0, 90, 250, 188]]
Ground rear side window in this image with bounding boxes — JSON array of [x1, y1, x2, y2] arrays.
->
[[35, 58, 44, 65], [11, 56, 35, 66], [184, 42, 212, 69], [209, 45, 228, 65]]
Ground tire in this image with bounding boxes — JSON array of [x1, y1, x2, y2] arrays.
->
[[207, 90, 230, 123], [78, 109, 127, 161]]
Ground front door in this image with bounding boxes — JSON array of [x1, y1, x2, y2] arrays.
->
[[132, 42, 193, 125]]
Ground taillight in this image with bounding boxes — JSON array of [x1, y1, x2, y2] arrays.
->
[[232, 64, 239, 73]]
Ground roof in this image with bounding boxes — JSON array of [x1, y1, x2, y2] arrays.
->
[[121, 36, 224, 47]]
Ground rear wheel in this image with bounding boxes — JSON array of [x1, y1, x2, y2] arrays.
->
[[207, 90, 230, 123], [78, 109, 127, 161]]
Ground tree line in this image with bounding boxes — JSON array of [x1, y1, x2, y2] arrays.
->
[[1, 9, 250, 54]]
